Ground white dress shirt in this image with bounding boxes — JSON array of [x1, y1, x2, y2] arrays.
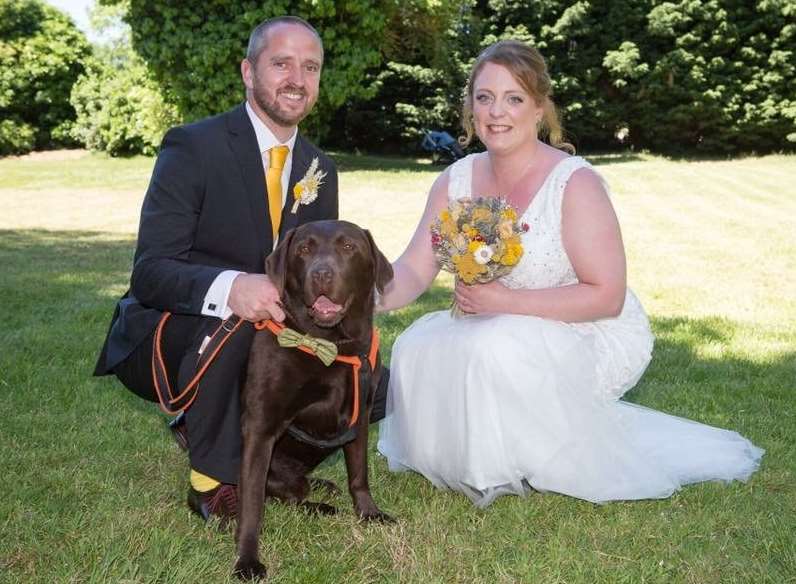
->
[[200, 102, 298, 319]]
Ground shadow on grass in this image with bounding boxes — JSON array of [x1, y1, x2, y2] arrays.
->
[[1, 229, 792, 450], [584, 152, 645, 165]]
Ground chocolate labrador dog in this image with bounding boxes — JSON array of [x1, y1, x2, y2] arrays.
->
[[233, 220, 394, 580]]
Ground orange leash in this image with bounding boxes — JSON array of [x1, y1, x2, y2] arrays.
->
[[151, 312, 244, 415], [152, 314, 379, 428]]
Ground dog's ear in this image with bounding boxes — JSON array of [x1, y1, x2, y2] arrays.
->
[[363, 229, 393, 293], [265, 228, 296, 297]]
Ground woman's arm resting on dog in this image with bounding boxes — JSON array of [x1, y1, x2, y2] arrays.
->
[[377, 170, 449, 312]]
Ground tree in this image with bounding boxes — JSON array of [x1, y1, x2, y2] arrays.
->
[[0, 0, 91, 154], [102, 0, 389, 141], [486, 0, 655, 150], [487, 0, 795, 153], [70, 2, 179, 156], [630, 0, 795, 153]]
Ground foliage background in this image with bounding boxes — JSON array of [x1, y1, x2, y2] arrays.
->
[[1, 0, 794, 155], [69, 3, 179, 156], [0, 0, 91, 154]]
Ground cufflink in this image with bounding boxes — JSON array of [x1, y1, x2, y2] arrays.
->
[[208, 303, 217, 311]]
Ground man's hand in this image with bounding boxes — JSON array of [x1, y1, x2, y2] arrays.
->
[[228, 274, 285, 322]]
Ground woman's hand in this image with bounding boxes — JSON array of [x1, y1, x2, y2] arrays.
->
[[454, 279, 510, 315]]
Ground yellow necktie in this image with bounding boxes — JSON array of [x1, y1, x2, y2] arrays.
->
[[266, 145, 289, 239]]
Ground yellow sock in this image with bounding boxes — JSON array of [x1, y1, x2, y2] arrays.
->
[[190, 469, 221, 492]]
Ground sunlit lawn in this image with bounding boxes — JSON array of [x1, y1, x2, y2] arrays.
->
[[1, 150, 794, 583]]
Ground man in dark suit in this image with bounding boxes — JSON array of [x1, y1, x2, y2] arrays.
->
[[94, 16, 337, 523]]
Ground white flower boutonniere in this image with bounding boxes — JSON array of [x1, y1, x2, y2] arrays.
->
[[291, 157, 327, 213]]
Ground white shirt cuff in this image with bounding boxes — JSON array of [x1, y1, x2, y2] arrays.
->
[[202, 270, 243, 319]]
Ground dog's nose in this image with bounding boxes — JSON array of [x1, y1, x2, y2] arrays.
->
[[311, 266, 333, 286]]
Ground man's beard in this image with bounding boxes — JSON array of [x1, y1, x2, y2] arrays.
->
[[253, 82, 312, 128]]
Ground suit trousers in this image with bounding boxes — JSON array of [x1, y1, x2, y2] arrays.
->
[[112, 314, 255, 484]]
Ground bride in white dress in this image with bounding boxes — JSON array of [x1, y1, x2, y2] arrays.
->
[[376, 40, 763, 507]]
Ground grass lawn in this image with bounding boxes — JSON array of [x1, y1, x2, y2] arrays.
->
[[1, 150, 794, 583]]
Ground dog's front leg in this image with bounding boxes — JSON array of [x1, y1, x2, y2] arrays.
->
[[342, 418, 393, 523], [233, 414, 276, 581]]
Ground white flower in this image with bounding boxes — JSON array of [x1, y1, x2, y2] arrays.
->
[[291, 157, 327, 213], [472, 244, 494, 265]]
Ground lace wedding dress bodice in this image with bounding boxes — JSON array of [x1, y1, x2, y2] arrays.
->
[[447, 153, 587, 290], [448, 153, 652, 401]]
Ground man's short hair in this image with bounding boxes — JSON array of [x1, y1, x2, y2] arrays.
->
[[246, 16, 324, 63]]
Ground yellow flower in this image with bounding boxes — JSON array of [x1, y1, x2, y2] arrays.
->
[[290, 157, 326, 213], [450, 203, 463, 222], [472, 207, 493, 222], [497, 219, 515, 240], [440, 210, 451, 221], [500, 243, 523, 266], [452, 252, 487, 283], [501, 208, 517, 221], [462, 224, 479, 239], [440, 217, 458, 238], [492, 240, 505, 261], [467, 240, 481, 252]]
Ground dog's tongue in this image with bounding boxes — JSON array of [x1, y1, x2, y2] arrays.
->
[[312, 295, 343, 314]]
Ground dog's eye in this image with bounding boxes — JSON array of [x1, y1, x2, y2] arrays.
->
[[298, 244, 312, 255], [342, 242, 354, 251]]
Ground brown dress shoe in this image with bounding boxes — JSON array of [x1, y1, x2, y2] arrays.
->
[[187, 484, 238, 527]]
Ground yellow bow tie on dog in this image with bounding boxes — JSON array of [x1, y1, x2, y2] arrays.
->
[[276, 327, 338, 366]]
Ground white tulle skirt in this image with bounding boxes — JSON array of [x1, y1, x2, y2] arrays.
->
[[377, 299, 763, 507]]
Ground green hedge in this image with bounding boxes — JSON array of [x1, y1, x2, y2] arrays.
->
[[0, 0, 91, 155], [107, 0, 389, 142]]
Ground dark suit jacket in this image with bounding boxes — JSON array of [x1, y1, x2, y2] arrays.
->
[[95, 103, 338, 374]]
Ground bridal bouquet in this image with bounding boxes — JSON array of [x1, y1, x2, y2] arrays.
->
[[430, 196, 528, 316]]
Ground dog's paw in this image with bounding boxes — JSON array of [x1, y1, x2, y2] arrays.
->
[[300, 501, 338, 515], [358, 509, 395, 524], [309, 478, 341, 495], [233, 557, 267, 581]]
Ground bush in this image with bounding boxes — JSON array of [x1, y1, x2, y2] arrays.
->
[[487, 0, 796, 154], [70, 57, 180, 156], [333, 0, 487, 153], [0, 118, 35, 156], [70, 5, 179, 156], [104, 0, 389, 142], [0, 0, 91, 154]]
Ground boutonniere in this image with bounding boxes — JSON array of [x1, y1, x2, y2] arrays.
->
[[291, 157, 327, 213]]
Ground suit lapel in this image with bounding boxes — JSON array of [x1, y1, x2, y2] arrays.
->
[[280, 134, 311, 236], [226, 104, 274, 254]]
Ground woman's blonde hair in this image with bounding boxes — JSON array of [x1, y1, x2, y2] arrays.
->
[[460, 40, 574, 153]]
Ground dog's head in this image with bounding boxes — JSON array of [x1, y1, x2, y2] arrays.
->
[[266, 220, 393, 330]]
